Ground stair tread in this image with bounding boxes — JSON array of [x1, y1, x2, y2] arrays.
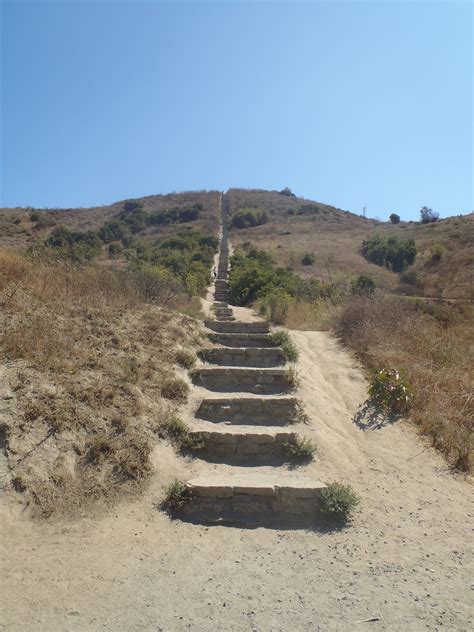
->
[[188, 473, 326, 491], [190, 423, 296, 436]]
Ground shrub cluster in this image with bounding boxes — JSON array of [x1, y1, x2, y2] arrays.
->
[[362, 234, 416, 272], [228, 248, 336, 309], [45, 225, 103, 263], [230, 208, 269, 229]]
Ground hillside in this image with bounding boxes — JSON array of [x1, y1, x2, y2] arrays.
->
[[0, 190, 222, 253], [226, 188, 474, 300]]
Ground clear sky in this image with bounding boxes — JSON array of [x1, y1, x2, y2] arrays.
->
[[1, 0, 472, 220]]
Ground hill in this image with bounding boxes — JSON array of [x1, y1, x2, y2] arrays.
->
[[226, 188, 474, 300]]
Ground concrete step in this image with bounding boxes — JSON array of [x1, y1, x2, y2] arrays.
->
[[216, 316, 236, 322], [196, 396, 300, 425], [192, 367, 293, 393], [199, 347, 285, 368], [205, 321, 270, 334], [189, 425, 296, 460], [182, 474, 327, 521], [208, 332, 275, 348]]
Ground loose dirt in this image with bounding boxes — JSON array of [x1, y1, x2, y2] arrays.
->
[[0, 311, 471, 631]]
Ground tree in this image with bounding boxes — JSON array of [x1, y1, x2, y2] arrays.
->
[[420, 206, 439, 224], [389, 213, 400, 224], [279, 187, 296, 197], [351, 275, 376, 296]]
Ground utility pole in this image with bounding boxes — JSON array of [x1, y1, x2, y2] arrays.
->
[[362, 206, 366, 218]]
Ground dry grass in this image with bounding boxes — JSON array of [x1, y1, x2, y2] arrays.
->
[[0, 250, 203, 517], [335, 295, 473, 471]]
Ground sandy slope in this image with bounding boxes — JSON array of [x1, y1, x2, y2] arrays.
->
[[0, 320, 472, 631]]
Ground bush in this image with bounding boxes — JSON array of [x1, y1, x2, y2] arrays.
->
[[231, 208, 269, 229], [162, 479, 193, 511], [362, 234, 416, 272], [368, 368, 413, 414], [44, 225, 103, 263], [279, 187, 295, 197], [319, 482, 360, 521], [30, 211, 41, 223], [108, 243, 123, 258], [123, 199, 143, 213], [160, 377, 189, 402], [174, 349, 196, 369], [351, 274, 376, 296], [302, 253, 315, 266], [420, 206, 439, 224], [389, 213, 400, 224], [159, 417, 204, 450], [284, 436, 315, 461], [266, 289, 293, 325], [298, 204, 321, 216], [430, 243, 444, 262], [269, 331, 298, 362]]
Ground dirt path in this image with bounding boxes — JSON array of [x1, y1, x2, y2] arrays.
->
[[0, 317, 472, 631]]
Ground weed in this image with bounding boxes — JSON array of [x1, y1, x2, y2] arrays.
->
[[319, 481, 360, 522], [161, 377, 189, 402], [162, 479, 193, 511], [284, 365, 299, 389], [284, 435, 315, 461], [269, 331, 299, 362], [302, 253, 315, 266], [159, 417, 205, 451], [175, 349, 196, 369], [368, 368, 413, 414]]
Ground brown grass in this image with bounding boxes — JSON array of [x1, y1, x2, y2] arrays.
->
[[0, 250, 203, 517], [335, 295, 473, 471]]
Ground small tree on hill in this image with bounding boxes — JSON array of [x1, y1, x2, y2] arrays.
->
[[280, 187, 296, 197], [420, 206, 439, 224], [389, 213, 400, 224]]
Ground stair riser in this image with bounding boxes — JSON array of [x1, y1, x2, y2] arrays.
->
[[205, 321, 270, 334], [190, 431, 296, 459], [192, 370, 292, 394], [208, 334, 274, 348], [200, 348, 285, 368], [196, 398, 299, 425]]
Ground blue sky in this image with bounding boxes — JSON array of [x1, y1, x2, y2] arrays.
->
[[1, 1, 472, 220]]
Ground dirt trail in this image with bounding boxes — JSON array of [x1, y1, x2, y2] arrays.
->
[[1, 311, 472, 631]]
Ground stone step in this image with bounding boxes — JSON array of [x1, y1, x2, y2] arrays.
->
[[208, 332, 275, 348], [192, 367, 293, 393], [216, 316, 236, 322], [205, 321, 270, 334], [182, 474, 327, 520], [196, 396, 299, 425], [189, 425, 296, 460], [199, 347, 285, 368]]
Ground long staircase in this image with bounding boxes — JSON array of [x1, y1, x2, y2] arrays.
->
[[183, 196, 326, 525]]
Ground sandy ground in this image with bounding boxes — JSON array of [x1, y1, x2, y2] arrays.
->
[[1, 305, 472, 631]]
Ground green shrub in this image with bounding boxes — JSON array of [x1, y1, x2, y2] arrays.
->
[[162, 479, 193, 511], [30, 211, 41, 223], [389, 213, 400, 224], [279, 187, 295, 197], [284, 365, 299, 389], [108, 243, 123, 258], [175, 349, 196, 369], [351, 274, 376, 296], [302, 253, 315, 266], [368, 368, 413, 414], [362, 234, 416, 272], [298, 204, 321, 216], [45, 225, 102, 263], [231, 208, 269, 229], [319, 482, 360, 521], [284, 436, 315, 461], [267, 289, 293, 325], [160, 377, 189, 402], [269, 331, 299, 362]]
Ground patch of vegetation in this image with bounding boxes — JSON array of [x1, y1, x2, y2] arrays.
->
[[302, 252, 315, 265], [159, 417, 205, 451], [160, 377, 189, 402], [230, 208, 269, 229], [269, 331, 299, 362], [45, 225, 103, 263], [161, 479, 194, 511], [284, 435, 315, 461], [362, 234, 416, 272], [368, 368, 413, 414], [389, 213, 400, 224], [284, 365, 299, 389], [279, 187, 296, 197], [351, 274, 376, 296], [319, 482, 360, 522], [228, 248, 337, 311], [174, 349, 196, 369], [298, 204, 322, 216], [420, 206, 439, 224]]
